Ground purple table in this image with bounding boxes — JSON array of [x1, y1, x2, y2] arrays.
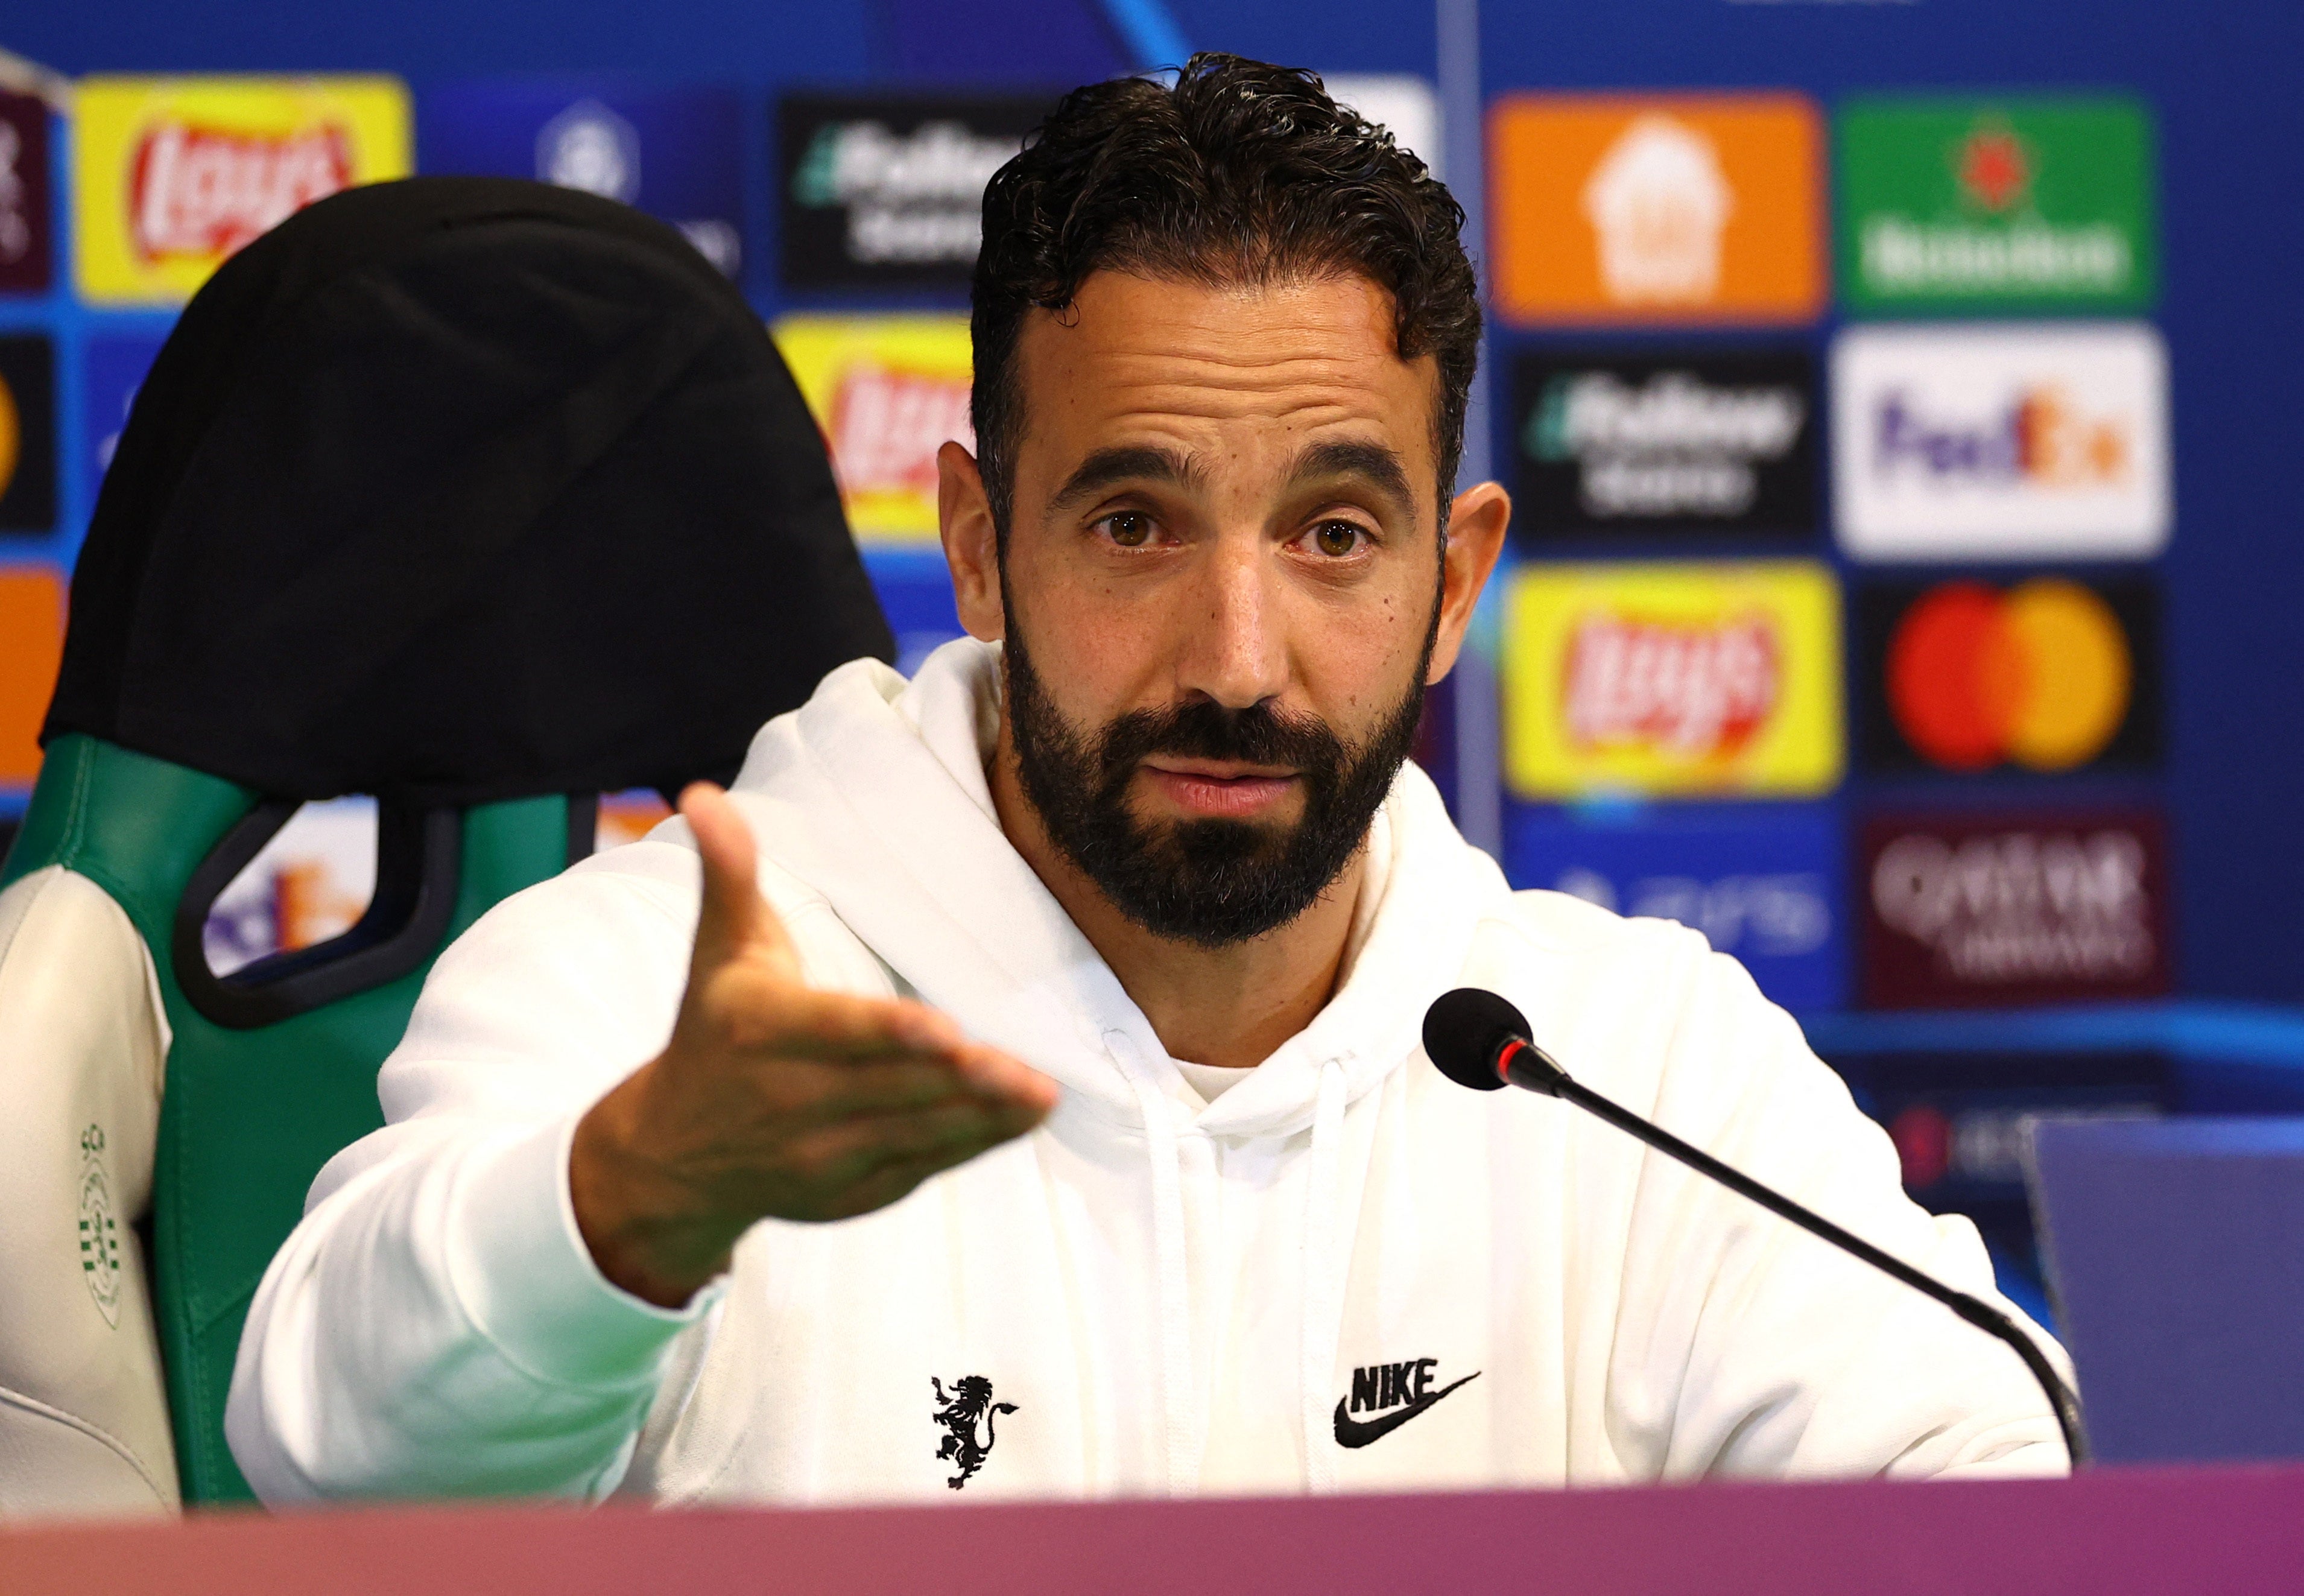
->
[[8, 1466, 2304, 1594]]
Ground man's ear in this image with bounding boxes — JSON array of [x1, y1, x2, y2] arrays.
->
[[1426, 481, 1510, 684], [938, 440, 1007, 642]]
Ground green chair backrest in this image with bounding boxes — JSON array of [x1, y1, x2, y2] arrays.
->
[[1, 733, 583, 1504]]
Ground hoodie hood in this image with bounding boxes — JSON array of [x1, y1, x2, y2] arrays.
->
[[725, 637, 1502, 1140]]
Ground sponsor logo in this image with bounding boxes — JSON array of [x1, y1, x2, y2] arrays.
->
[[0, 91, 51, 293], [1503, 562, 1841, 798], [1839, 98, 2155, 311], [0, 565, 64, 785], [74, 77, 410, 305], [931, 1375, 1016, 1490], [1334, 1359, 1480, 1449], [130, 120, 351, 262], [424, 81, 744, 277], [0, 336, 54, 533], [1586, 115, 1734, 304], [1513, 348, 1815, 540], [779, 95, 1045, 290], [1565, 611, 1779, 757], [1489, 93, 1824, 326], [1856, 575, 2159, 776], [1508, 806, 1844, 1010], [1857, 809, 2172, 1007], [1832, 324, 2169, 562], [775, 315, 973, 544], [831, 365, 971, 499]]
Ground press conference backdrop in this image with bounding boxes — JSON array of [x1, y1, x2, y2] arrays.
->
[[1, 6, 2297, 1028]]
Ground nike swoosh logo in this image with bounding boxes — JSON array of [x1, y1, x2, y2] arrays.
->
[[1332, 1372, 1481, 1449]]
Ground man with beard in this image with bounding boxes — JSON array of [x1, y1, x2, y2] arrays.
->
[[229, 55, 2067, 1503]]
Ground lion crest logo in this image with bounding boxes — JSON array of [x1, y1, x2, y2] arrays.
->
[[931, 1375, 1016, 1490]]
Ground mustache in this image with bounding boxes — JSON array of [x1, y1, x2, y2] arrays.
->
[[1090, 697, 1352, 790]]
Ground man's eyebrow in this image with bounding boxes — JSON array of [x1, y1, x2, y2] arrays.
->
[[1290, 439, 1417, 518], [1046, 445, 1205, 515]]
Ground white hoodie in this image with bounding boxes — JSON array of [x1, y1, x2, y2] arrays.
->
[[227, 639, 2066, 1505]]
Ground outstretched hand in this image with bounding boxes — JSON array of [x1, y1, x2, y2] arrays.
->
[[571, 784, 1058, 1306]]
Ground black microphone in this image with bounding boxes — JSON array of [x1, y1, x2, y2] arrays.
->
[[1422, 987, 2089, 1468]]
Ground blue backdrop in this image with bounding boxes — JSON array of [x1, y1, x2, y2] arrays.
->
[[10, 0, 2302, 1008]]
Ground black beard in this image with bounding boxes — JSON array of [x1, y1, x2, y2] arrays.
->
[[1002, 624, 1433, 949]]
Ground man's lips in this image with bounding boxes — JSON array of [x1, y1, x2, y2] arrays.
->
[[1139, 759, 1300, 820]]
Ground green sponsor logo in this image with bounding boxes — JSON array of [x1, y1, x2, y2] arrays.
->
[[1839, 97, 2156, 312]]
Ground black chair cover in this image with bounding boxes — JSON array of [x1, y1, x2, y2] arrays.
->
[[48, 176, 893, 806]]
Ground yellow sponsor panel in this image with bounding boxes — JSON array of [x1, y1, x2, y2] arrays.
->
[[1503, 560, 1842, 798], [773, 314, 973, 545], [73, 76, 411, 305]]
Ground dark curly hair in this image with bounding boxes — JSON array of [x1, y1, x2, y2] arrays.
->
[[970, 52, 1481, 543]]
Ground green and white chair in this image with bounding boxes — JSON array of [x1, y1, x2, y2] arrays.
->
[[0, 177, 891, 1514]]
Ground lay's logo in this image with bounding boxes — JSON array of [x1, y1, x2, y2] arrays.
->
[[130, 120, 352, 262], [74, 77, 410, 305], [1563, 612, 1779, 758], [829, 362, 973, 502], [1505, 562, 1841, 799], [775, 314, 974, 544]]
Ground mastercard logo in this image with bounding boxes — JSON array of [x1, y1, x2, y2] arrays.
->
[[1885, 579, 2130, 772]]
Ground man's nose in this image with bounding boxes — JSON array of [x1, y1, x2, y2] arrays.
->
[[1175, 533, 1290, 711]]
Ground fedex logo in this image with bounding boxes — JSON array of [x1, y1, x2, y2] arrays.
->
[[1832, 324, 2169, 562], [1873, 386, 2130, 490]]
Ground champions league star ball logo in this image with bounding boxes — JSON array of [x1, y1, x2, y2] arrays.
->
[[537, 99, 641, 206]]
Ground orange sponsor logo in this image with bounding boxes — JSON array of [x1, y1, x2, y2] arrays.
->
[[1488, 93, 1825, 326], [0, 565, 63, 785]]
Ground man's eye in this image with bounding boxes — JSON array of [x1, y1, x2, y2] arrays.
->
[[1100, 512, 1154, 548], [1309, 521, 1366, 558]]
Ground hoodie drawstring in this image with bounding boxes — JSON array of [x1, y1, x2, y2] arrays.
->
[[1109, 1034, 1354, 1498], [1300, 1057, 1350, 1493], [1106, 1030, 1199, 1496]]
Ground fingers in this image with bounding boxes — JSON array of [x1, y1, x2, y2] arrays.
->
[[703, 983, 1057, 1111], [681, 783, 801, 981], [777, 1097, 1051, 1220]]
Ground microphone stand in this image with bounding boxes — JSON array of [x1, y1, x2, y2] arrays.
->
[[1496, 1037, 2090, 1468]]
